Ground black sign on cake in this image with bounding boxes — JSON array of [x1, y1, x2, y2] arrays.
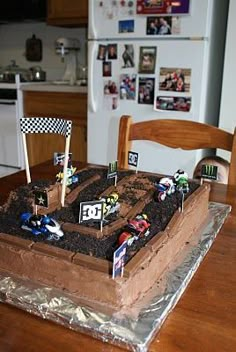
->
[[79, 200, 104, 224], [107, 160, 118, 179], [128, 151, 139, 168], [201, 164, 218, 180], [54, 152, 72, 166], [34, 190, 48, 208]]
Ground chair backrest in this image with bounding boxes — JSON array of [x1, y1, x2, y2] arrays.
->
[[117, 115, 236, 186]]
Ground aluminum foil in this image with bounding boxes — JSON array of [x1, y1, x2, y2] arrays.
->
[[0, 202, 231, 352]]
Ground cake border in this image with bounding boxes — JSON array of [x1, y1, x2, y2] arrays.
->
[[0, 182, 210, 312]]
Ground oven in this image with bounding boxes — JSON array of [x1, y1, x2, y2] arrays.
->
[[0, 87, 23, 172]]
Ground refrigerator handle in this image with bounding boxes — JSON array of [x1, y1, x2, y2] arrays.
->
[[88, 0, 96, 39], [88, 41, 97, 113]]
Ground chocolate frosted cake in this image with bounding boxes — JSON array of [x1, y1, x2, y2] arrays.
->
[[0, 167, 210, 313]]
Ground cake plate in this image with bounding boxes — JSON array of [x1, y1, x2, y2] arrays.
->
[[0, 202, 231, 352]]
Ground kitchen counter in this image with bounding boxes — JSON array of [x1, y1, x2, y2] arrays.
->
[[20, 82, 87, 93]]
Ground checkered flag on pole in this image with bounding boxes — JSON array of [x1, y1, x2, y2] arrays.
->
[[20, 117, 72, 137], [20, 117, 72, 207]]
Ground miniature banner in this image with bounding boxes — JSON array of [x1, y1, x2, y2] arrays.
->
[[54, 152, 72, 166], [128, 151, 139, 168], [20, 117, 72, 207], [79, 200, 104, 224], [107, 160, 118, 179], [34, 190, 48, 208], [107, 161, 118, 186], [112, 241, 127, 279], [20, 117, 72, 137], [201, 164, 218, 181]]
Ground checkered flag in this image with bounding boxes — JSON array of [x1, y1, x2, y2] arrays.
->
[[20, 117, 72, 137], [21, 117, 72, 208]]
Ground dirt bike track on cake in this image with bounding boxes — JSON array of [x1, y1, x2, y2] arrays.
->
[[63, 172, 155, 238]]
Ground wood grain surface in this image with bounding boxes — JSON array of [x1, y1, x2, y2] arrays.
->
[[0, 161, 235, 352], [117, 115, 236, 186]]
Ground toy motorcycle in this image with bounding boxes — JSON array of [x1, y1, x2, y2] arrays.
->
[[20, 213, 64, 241]]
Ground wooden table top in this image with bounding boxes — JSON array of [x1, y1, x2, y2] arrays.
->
[[0, 161, 236, 352]]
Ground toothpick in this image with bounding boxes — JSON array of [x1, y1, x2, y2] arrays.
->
[[22, 133, 31, 184]]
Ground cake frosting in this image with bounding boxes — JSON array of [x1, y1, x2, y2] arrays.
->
[[0, 167, 210, 313]]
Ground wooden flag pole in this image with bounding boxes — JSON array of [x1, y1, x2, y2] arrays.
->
[[136, 154, 140, 174], [22, 133, 31, 184], [61, 135, 71, 207]]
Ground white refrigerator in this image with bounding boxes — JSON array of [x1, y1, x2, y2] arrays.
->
[[218, 0, 235, 162], [87, 0, 229, 176]]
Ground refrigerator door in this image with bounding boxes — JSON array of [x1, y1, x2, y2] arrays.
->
[[89, 0, 212, 40], [87, 39, 208, 176]]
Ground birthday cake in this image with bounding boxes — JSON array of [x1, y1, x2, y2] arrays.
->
[[0, 167, 210, 313]]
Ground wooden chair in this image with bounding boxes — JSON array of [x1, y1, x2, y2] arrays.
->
[[117, 115, 236, 186]]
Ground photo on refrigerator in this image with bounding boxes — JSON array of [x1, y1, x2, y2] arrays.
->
[[120, 74, 137, 100], [138, 77, 155, 104], [146, 16, 181, 35], [97, 44, 107, 60], [121, 44, 135, 68], [159, 67, 191, 92], [136, 0, 191, 15], [155, 96, 192, 112], [138, 46, 157, 73]]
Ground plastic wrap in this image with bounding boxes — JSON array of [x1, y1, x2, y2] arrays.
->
[[0, 202, 231, 351]]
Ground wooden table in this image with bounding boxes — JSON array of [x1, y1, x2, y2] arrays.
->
[[0, 161, 235, 352]]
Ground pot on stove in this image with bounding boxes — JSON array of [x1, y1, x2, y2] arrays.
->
[[0, 60, 31, 82]]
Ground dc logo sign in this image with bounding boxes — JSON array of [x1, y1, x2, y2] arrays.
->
[[128, 151, 139, 167], [79, 201, 104, 223]]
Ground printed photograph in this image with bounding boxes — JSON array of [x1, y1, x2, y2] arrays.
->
[[119, 19, 135, 33], [108, 44, 118, 60], [137, 0, 190, 15], [159, 67, 191, 92], [112, 96, 118, 110], [139, 46, 157, 74], [121, 44, 135, 68], [103, 95, 119, 111], [104, 80, 119, 111], [138, 77, 155, 105], [155, 96, 191, 112], [146, 16, 180, 35], [97, 44, 107, 60], [102, 61, 112, 77], [120, 74, 136, 100], [104, 80, 118, 95]]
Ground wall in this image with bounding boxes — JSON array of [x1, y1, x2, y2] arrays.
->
[[218, 0, 236, 161], [0, 22, 87, 81]]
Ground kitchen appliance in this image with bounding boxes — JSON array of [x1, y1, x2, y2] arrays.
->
[[55, 37, 80, 85], [0, 60, 31, 83], [29, 66, 46, 82], [87, 0, 229, 176], [0, 75, 24, 172]]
